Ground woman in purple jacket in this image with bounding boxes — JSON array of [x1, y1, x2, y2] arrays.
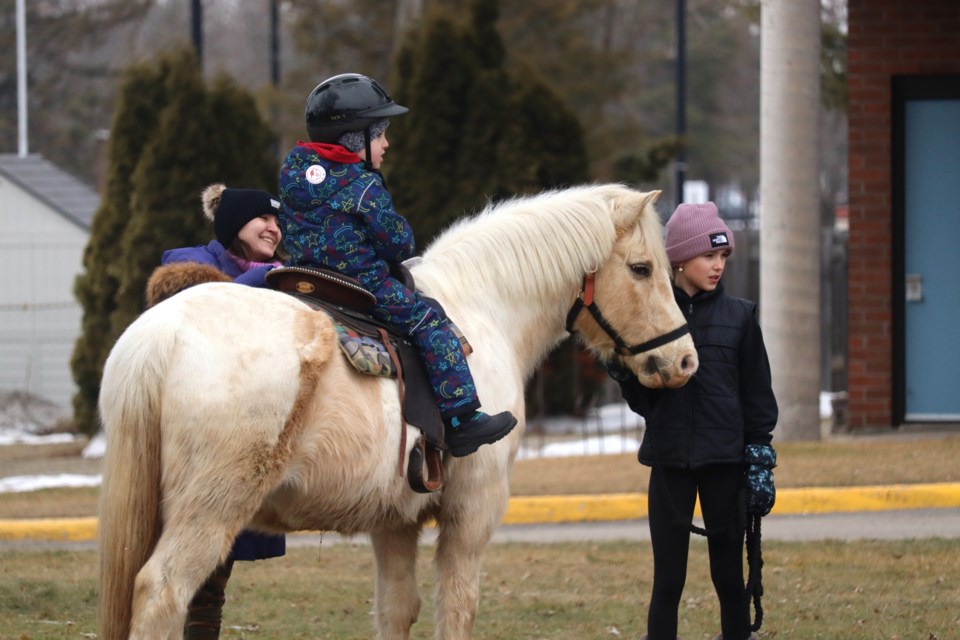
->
[[163, 183, 286, 639], [162, 183, 284, 289]]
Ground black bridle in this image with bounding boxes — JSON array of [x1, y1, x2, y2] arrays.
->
[[565, 273, 690, 356]]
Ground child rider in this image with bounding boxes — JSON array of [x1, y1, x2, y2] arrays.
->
[[277, 73, 517, 457]]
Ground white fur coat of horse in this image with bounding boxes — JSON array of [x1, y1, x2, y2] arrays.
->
[[97, 184, 697, 639]]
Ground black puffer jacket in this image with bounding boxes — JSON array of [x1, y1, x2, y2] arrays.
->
[[618, 283, 777, 468]]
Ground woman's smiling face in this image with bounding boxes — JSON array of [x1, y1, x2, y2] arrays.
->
[[235, 214, 281, 261]]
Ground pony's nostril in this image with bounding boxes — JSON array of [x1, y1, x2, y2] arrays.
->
[[680, 354, 695, 373], [644, 356, 660, 376]]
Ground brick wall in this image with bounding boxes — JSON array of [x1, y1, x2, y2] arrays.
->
[[847, 0, 960, 428]]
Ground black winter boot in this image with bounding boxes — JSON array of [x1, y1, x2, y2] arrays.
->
[[185, 559, 235, 639], [444, 411, 517, 457]]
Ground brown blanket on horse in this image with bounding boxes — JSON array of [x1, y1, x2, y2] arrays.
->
[[146, 262, 231, 308]]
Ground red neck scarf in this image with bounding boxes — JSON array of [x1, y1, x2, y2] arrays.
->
[[297, 141, 361, 164]]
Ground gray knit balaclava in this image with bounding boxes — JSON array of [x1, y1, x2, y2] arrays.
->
[[336, 119, 390, 153]]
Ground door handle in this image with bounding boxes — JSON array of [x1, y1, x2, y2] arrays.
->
[[905, 273, 923, 302]]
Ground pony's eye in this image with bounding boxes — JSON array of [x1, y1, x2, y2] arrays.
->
[[629, 262, 652, 278]]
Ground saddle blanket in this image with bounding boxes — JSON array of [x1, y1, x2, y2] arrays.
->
[[335, 324, 395, 377]]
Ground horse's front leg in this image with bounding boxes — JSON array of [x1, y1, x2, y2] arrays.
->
[[370, 522, 422, 640], [433, 469, 511, 640]]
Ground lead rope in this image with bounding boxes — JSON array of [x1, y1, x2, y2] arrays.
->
[[745, 513, 764, 632]]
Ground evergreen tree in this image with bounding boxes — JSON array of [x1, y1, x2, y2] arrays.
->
[[390, 11, 475, 242], [109, 49, 217, 335], [111, 51, 277, 335], [70, 47, 277, 435], [448, 0, 512, 216], [71, 58, 167, 435], [389, 0, 589, 245], [504, 82, 589, 193], [389, 0, 591, 418]]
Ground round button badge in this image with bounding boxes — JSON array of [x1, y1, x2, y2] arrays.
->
[[305, 164, 326, 184]]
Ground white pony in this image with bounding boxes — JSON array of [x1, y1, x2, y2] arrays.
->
[[97, 184, 697, 639]]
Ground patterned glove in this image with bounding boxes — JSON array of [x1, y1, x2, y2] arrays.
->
[[601, 356, 634, 383], [744, 444, 777, 516]]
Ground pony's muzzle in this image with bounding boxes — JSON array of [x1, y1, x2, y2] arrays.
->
[[643, 351, 698, 387]]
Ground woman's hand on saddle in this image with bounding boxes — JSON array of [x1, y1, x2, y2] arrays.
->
[[234, 264, 276, 288]]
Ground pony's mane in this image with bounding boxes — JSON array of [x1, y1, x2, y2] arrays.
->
[[419, 184, 666, 305]]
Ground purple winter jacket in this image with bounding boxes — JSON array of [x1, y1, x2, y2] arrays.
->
[[161, 240, 274, 288]]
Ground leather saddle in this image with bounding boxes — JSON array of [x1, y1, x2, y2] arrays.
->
[[265, 264, 454, 494]]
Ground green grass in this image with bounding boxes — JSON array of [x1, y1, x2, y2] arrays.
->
[[2, 434, 959, 637], [2, 540, 959, 639]]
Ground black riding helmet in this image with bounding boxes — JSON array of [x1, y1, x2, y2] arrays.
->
[[305, 73, 408, 144]]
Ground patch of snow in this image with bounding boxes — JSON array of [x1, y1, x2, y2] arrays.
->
[[517, 435, 641, 460], [0, 432, 77, 446], [0, 473, 103, 494], [0, 390, 70, 435], [82, 431, 106, 458]]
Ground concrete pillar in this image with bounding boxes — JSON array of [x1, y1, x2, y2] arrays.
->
[[760, 0, 822, 440]]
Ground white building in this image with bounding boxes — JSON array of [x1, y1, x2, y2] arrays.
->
[[0, 154, 97, 410]]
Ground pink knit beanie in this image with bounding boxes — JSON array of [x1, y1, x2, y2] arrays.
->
[[664, 202, 735, 267]]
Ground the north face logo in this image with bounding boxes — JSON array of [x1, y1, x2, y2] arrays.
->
[[709, 232, 730, 247]]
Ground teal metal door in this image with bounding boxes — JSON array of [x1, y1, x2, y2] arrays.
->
[[903, 98, 960, 420]]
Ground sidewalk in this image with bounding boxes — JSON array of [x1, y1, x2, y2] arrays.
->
[[3, 482, 959, 543]]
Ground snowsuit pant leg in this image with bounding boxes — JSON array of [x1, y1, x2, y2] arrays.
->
[[369, 276, 480, 418]]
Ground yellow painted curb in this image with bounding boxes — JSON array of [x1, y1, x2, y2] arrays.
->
[[0, 516, 98, 542], [503, 493, 646, 525], [502, 482, 960, 524], [3, 483, 960, 542], [774, 482, 960, 515]]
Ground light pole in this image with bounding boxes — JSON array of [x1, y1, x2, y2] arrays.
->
[[675, 0, 686, 206], [191, 0, 203, 69], [17, 0, 28, 157], [270, 0, 280, 87]]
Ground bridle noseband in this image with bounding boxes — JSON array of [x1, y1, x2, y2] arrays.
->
[[565, 273, 690, 357]]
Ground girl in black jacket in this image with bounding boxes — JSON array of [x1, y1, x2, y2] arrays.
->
[[612, 202, 778, 640]]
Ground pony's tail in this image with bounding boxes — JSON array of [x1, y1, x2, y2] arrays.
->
[[97, 316, 175, 640]]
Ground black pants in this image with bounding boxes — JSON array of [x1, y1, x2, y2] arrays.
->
[[185, 558, 235, 639], [646, 464, 749, 640]]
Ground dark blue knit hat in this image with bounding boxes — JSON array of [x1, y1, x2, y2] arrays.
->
[[202, 183, 280, 249]]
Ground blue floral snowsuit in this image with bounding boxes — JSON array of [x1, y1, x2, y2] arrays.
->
[[278, 142, 480, 419]]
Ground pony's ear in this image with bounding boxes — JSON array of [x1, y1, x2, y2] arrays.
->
[[634, 190, 661, 215], [616, 189, 661, 234]]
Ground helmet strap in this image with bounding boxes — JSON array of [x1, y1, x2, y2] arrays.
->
[[363, 128, 373, 171]]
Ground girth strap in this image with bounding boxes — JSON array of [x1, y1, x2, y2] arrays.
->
[[379, 328, 408, 478]]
